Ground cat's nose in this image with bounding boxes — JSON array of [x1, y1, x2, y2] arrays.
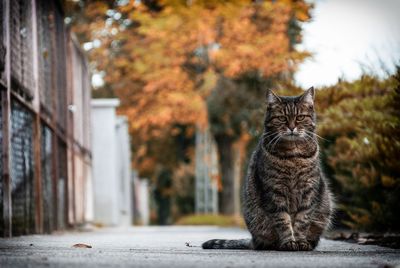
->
[[288, 127, 297, 134], [288, 122, 296, 131]]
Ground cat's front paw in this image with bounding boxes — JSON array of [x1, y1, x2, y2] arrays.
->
[[297, 240, 312, 251], [278, 240, 298, 251]]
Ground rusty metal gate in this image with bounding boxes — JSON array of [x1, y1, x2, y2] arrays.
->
[[10, 99, 35, 235], [0, 0, 92, 237]]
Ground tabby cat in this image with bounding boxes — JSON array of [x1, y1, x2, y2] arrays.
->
[[202, 87, 333, 251]]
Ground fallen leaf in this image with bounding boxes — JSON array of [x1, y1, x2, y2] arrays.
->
[[72, 243, 92, 248]]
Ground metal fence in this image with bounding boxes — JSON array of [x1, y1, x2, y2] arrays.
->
[[0, 0, 92, 237], [195, 126, 219, 214]]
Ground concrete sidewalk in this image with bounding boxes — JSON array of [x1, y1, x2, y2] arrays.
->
[[0, 226, 399, 268]]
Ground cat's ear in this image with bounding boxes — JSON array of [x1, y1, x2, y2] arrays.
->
[[300, 86, 315, 104], [266, 89, 281, 105]]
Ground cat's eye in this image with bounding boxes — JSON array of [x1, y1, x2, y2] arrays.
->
[[296, 115, 305, 121], [277, 116, 286, 122]]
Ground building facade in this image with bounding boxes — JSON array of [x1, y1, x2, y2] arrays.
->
[[0, 0, 92, 237], [91, 99, 133, 226]]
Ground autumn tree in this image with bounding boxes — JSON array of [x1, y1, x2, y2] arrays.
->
[[199, 1, 311, 214], [66, 0, 311, 218]]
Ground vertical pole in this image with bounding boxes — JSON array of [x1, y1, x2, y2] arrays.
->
[[2, 0, 12, 237], [62, 25, 69, 231], [49, 2, 59, 231], [33, 115, 43, 233], [66, 32, 76, 228], [31, 0, 43, 234], [194, 126, 201, 214]]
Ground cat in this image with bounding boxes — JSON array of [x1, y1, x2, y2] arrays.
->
[[202, 87, 334, 251]]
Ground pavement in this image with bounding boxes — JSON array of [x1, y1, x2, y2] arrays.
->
[[0, 226, 399, 268]]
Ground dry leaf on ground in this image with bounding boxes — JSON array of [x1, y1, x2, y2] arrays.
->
[[72, 243, 92, 248]]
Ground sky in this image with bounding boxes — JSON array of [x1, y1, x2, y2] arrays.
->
[[294, 0, 400, 88]]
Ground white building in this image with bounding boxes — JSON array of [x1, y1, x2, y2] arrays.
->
[[91, 99, 133, 226]]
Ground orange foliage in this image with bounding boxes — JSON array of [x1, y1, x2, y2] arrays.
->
[[70, 0, 311, 175]]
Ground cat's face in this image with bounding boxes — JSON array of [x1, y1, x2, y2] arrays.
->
[[264, 87, 316, 142]]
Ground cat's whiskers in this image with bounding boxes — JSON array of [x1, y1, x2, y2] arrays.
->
[[302, 132, 317, 144], [265, 134, 281, 150], [304, 130, 329, 142], [270, 135, 283, 152], [263, 131, 279, 139]]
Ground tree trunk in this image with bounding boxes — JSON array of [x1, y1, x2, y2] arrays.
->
[[215, 134, 251, 215], [154, 169, 172, 225], [215, 135, 235, 215]]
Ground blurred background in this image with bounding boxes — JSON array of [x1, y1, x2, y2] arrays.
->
[[65, 0, 400, 230], [0, 0, 399, 238]]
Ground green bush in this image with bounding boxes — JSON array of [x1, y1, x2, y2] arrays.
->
[[316, 70, 400, 231]]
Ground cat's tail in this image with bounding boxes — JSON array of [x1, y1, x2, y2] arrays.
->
[[202, 239, 251, 250]]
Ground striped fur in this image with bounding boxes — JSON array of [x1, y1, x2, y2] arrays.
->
[[202, 88, 334, 251], [202, 239, 251, 249]]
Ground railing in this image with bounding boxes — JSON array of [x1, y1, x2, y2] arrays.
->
[[0, 0, 92, 237]]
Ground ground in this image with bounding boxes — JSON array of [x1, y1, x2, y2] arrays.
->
[[0, 226, 399, 268]]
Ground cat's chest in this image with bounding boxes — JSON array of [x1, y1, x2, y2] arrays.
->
[[287, 175, 317, 212], [265, 162, 317, 211], [265, 158, 315, 180]]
